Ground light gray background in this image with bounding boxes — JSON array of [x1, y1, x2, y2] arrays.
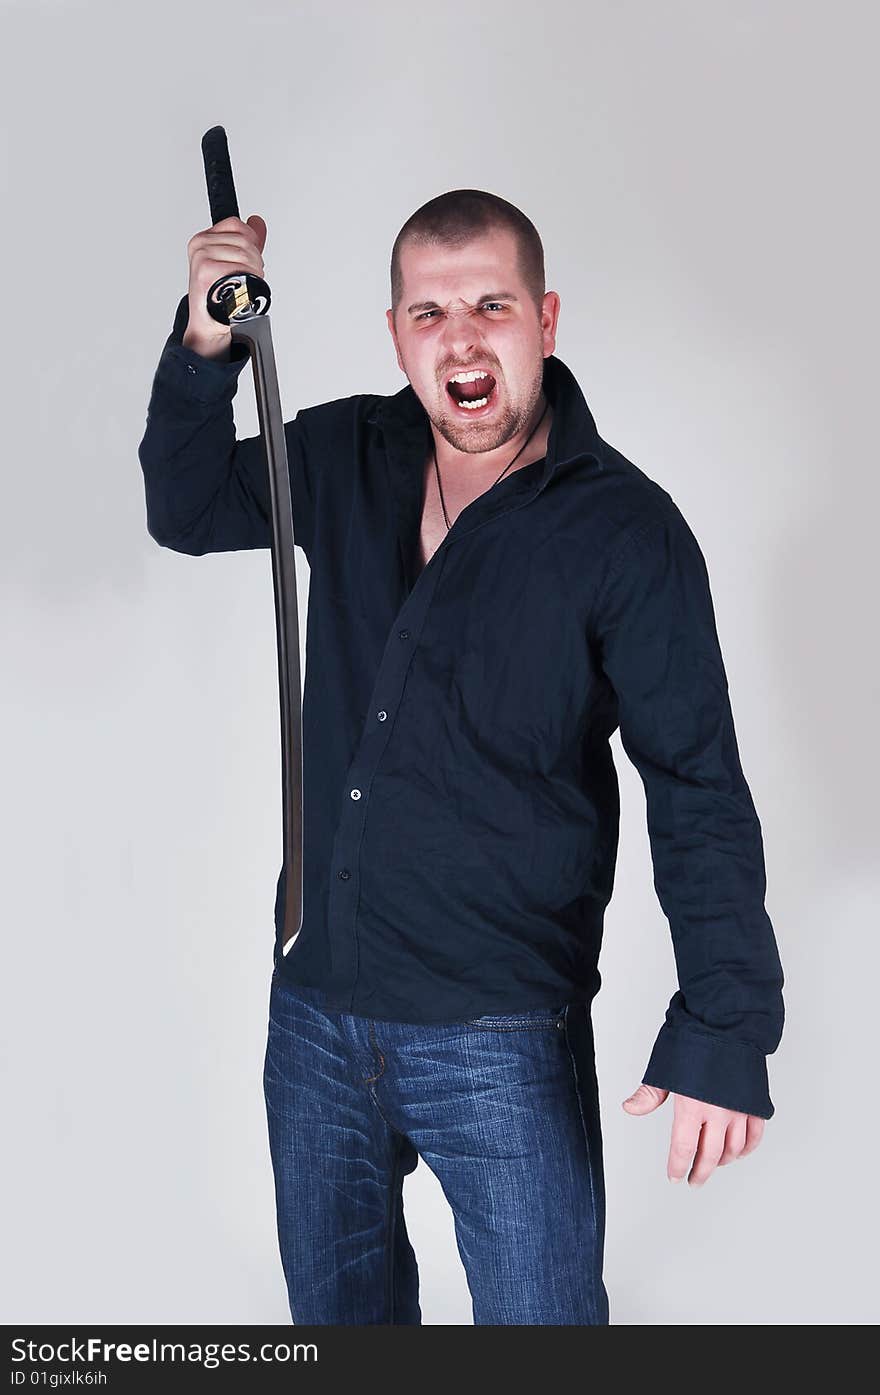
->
[[2, 0, 876, 1325]]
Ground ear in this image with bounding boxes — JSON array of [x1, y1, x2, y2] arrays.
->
[[386, 308, 405, 373], [540, 291, 561, 358]]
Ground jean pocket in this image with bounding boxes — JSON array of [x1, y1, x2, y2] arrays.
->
[[464, 1007, 565, 1031]]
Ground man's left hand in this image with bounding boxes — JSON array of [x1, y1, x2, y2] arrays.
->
[[621, 1083, 765, 1186]]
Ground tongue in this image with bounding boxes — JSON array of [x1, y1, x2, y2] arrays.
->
[[450, 375, 495, 403]]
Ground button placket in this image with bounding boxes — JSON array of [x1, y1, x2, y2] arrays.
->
[[325, 547, 448, 1010]]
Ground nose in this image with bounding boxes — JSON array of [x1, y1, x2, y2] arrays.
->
[[440, 305, 485, 367]]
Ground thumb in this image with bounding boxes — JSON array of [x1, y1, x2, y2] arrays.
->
[[247, 213, 267, 254], [622, 1082, 668, 1115]]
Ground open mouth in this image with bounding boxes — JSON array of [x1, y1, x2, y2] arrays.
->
[[445, 369, 499, 417]]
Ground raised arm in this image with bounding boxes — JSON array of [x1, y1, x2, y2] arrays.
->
[[137, 215, 316, 560]]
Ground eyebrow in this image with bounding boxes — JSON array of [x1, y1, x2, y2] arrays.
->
[[406, 291, 520, 316]]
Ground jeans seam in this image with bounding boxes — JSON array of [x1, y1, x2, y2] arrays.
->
[[463, 1017, 564, 1031], [562, 1003, 599, 1324], [386, 1138, 402, 1324], [363, 1020, 386, 1083]]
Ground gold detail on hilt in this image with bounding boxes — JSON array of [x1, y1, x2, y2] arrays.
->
[[228, 278, 252, 315]]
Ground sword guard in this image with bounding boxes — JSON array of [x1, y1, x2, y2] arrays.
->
[[205, 271, 272, 325]]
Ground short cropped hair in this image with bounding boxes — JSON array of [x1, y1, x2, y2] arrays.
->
[[390, 189, 545, 319]]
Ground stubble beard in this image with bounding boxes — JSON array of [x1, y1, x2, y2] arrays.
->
[[433, 365, 545, 457]]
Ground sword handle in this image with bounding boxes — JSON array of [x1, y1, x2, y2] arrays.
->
[[201, 125, 240, 224], [200, 125, 272, 327]]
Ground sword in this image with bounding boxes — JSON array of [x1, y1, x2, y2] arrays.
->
[[199, 124, 302, 952]]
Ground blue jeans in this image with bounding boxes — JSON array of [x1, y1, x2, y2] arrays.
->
[[262, 968, 610, 1325]]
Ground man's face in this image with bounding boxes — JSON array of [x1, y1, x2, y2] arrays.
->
[[386, 227, 560, 456]]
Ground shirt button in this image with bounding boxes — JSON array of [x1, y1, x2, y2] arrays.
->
[[350, 788, 362, 800], [338, 868, 351, 880], [186, 364, 197, 374], [398, 628, 410, 639], [377, 710, 387, 721]]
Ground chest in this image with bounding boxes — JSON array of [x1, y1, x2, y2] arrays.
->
[[417, 465, 450, 571], [416, 453, 534, 573]]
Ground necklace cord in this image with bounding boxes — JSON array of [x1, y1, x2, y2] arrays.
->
[[432, 397, 550, 532]]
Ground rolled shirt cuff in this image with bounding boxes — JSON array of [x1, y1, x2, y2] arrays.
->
[[642, 1021, 775, 1119]]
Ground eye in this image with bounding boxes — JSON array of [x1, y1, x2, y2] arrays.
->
[[415, 302, 507, 322]]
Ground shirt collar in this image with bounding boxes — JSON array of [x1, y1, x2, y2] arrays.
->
[[369, 352, 603, 485]]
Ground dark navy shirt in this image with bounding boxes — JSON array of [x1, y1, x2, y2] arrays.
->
[[138, 292, 785, 1118]]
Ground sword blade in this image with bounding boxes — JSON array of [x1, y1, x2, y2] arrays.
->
[[230, 314, 303, 950]]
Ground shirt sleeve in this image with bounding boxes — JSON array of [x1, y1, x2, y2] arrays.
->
[[137, 292, 316, 561], [591, 508, 785, 1118]]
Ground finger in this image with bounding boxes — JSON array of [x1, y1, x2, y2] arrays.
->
[[688, 1120, 726, 1186], [667, 1114, 703, 1184], [718, 1113, 748, 1165], [189, 230, 263, 261], [193, 237, 263, 261], [246, 213, 267, 251], [192, 243, 264, 273], [189, 225, 243, 249], [205, 215, 260, 243], [739, 1115, 766, 1157]]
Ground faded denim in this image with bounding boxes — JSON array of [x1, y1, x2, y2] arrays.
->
[[263, 968, 610, 1325]]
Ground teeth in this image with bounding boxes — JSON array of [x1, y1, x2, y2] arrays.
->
[[457, 396, 489, 409], [449, 370, 491, 383]]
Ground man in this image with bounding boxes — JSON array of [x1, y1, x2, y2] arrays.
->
[[138, 189, 785, 1325]]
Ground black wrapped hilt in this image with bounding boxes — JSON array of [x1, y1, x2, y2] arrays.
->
[[200, 125, 271, 326]]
